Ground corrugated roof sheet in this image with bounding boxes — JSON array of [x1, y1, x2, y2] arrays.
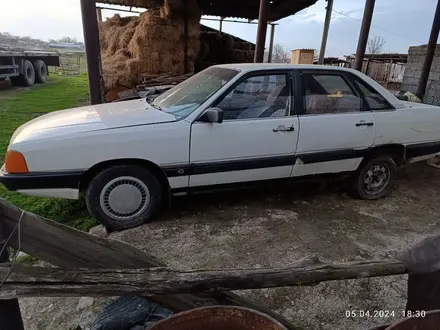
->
[[97, 0, 318, 21]]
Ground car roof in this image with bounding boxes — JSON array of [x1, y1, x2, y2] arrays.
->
[[214, 63, 353, 73], [213, 63, 405, 109]]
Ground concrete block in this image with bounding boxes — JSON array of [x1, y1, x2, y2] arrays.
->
[[403, 77, 419, 85], [414, 70, 422, 79], [412, 63, 423, 71], [429, 72, 440, 81], [403, 69, 416, 78]]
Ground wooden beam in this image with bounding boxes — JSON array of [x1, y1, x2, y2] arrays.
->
[[0, 259, 407, 298], [0, 199, 295, 330], [80, 0, 104, 104]]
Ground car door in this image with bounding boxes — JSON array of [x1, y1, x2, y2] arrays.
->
[[291, 70, 375, 177], [189, 70, 299, 187]]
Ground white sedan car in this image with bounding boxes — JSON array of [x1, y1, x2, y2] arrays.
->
[[2, 64, 440, 229]]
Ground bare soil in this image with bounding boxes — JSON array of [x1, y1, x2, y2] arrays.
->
[[20, 163, 440, 330]]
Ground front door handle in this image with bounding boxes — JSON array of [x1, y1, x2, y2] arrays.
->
[[355, 122, 374, 127], [273, 125, 295, 132]]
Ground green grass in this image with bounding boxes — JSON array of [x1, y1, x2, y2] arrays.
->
[[0, 75, 98, 231]]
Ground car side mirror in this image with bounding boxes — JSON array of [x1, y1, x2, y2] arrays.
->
[[199, 108, 224, 123]]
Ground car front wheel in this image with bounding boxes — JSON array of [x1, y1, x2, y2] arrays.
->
[[351, 156, 396, 200], [85, 165, 162, 230]]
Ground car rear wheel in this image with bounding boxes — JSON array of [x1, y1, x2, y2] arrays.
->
[[351, 156, 396, 200], [85, 165, 162, 230]]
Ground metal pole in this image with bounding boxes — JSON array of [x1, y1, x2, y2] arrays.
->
[[80, 0, 104, 104], [0, 249, 24, 330], [254, 0, 269, 63], [353, 0, 376, 71], [96, 7, 103, 22], [183, 0, 189, 73], [268, 24, 275, 63], [219, 17, 224, 33], [416, 0, 440, 100], [318, 0, 333, 65]]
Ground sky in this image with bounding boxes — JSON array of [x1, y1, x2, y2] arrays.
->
[[0, 0, 436, 57]]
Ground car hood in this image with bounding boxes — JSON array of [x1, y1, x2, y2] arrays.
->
[[10, 99, 177, 144]]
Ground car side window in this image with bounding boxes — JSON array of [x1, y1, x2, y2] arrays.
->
[[213, 73, 291, 120], [302, 73, 362, 115], [353, 78, 392, 110]]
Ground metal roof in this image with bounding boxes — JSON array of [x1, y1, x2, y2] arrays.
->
[[97, 0, 318, 21]]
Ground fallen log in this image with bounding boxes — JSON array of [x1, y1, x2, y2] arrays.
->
[[0, 199, 296, 330], [0, 259, 407, 298]]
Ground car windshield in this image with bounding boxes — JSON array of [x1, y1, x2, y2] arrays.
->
[[150, 67, 239, 119]]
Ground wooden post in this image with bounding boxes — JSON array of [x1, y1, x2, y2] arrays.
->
[[80, 0, 104, 104], [354, 0, 375, 71], [416, 0, 440, 100], [254, 0, 269, 63], [0, 249, 24, 330]]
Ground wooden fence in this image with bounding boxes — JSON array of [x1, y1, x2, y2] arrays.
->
[[0, 198, 439, 330]]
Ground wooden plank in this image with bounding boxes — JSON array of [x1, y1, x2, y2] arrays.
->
[[0, 259, 407, 298], [0, 199, 296, 330]]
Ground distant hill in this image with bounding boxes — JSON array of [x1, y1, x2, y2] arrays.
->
[[0, 32, 84, 53]]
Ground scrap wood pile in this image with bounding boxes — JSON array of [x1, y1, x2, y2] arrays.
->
[[99, 0, 201, 101], [140, 72, 193, 86]]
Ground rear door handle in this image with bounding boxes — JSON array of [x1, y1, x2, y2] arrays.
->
[[273, 125, 295, 132], [355, 122, 374, 127]]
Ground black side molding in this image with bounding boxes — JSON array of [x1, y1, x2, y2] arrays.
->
[[406, 142, 440, 159]]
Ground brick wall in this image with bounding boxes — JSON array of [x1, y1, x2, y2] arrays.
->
[[402, 45, 440, 105]]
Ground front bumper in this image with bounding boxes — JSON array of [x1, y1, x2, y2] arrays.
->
[[0, 165, 83, 191]]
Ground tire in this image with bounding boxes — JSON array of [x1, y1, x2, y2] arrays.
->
[[351, 156, 396, 200], [85, 165, 162, 230], [0, 78, 5, 82], [33, 59, 48, 83], [10, 60, 35, 87]]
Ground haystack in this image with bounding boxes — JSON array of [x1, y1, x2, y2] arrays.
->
[[195, 30, 255, 71], [99, 0, 201, 98]]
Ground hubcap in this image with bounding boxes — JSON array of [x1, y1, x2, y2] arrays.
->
[[99, 176, 150, 221], [363, 164, 390, 195]]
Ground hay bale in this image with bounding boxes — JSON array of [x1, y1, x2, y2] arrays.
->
[[198, 42, 210, 58], [99, 0, 201, 93], [221, 34, 234, 50], [233, 42, 251, 51], [231, 49, 248, 63], [161, 0, 201, 19]]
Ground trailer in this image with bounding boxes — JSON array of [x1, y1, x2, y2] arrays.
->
[[0, 48, 60, 86]]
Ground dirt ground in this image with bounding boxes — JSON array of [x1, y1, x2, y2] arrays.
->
[[19, 163, 440, 330]]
